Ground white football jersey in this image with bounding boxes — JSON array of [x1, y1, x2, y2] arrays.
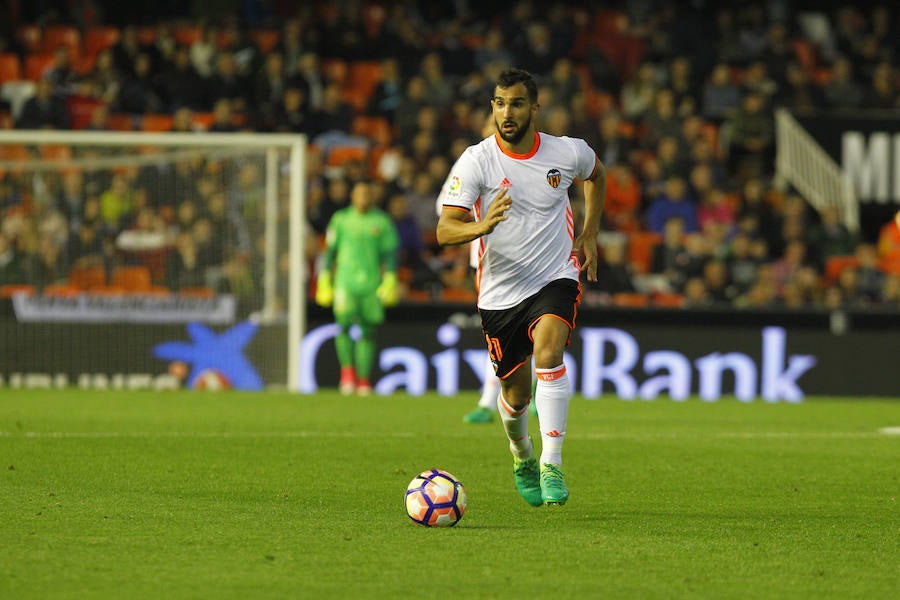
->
[[438, 132, 598, 310]]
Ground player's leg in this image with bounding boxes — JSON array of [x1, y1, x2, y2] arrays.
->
[[498, 365, 542, 506], [355, 292, 386, 395], [333, 288, 357, 395], [464, 354, 500, 423], [528, 279, 579, 505]]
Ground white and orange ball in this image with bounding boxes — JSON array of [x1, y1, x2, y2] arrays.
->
[[404, 469, 467, 527]]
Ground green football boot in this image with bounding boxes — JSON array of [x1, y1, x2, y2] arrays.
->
[[513, 456, 543, 507], [463, 406, 494, 424], [540, 463, 569, 506]]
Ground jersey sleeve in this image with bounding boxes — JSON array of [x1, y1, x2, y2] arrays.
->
[[437, 148, 482, 212], [379, 213, 400, 272], [571, 137, 600, 181]]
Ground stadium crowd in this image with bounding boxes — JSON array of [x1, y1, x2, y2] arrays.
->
[[1, 0, 900, 314]]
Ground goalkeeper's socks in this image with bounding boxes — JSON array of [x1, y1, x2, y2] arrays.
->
[[497, 391, 533, 460], [535, 365, 570, 466]]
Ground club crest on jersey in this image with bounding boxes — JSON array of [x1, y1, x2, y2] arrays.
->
[[546, 169, 562, 188]]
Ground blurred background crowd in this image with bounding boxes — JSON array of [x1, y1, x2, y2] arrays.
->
[[1, 0, 900, 314]]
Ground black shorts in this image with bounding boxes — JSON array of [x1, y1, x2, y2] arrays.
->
[[479, 278, 581, 379]]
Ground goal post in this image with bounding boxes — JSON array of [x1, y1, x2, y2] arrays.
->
[[0, 130, 307, 391]]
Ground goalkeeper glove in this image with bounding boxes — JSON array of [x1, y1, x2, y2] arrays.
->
[[315, 271, 334, 307], [376, 272, 399, 306]]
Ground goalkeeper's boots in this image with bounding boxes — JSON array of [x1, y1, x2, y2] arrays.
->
[[356, 379, 372, 396], [513, 456, 544, 507], [339, 367, 356, 395], [463, 406, 494, 424], [540, 463, 569, 506]]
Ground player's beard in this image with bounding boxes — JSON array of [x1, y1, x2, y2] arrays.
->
[[496, 113, 532, 145]]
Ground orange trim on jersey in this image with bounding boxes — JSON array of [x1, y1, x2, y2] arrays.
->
[[443, 205, 471, 212], [536, 365, 567, 381], [494, 132, 541, 160]]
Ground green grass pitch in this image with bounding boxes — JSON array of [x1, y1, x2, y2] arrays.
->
[[1, 389, 898, 599]]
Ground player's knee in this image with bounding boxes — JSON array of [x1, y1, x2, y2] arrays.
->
[[533, 345, 564, 370]]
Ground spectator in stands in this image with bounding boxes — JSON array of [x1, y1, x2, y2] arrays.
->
[[651, 216, 687, 279], [156, 45, 206, 112], [655, 135, 690, 181], [725, 231, 759, 296], [593, 112, 636, 169], [724, 91, 774, 177], [741, 61, 778, 101], [773, 61, 825, 112], [116, 52, 163, 114], [206, 51, 249, 113], [44, 45, 78, 97], [682, 277, 712, 307], [84, 49, 121, 105], [700, 259, 732, 304], [736, 263, 778, 308], [275, 18, 308, 77], [99, 173, 133, 231], [823, 57, 865, 110], [67, 223, 104, 268], [806, 204, 857, 269], [641, 89, 682, 150], [308, 80, 356, 141], [16, 78, 70, 129], [474, 27, 514, 70], [590, 236, 638, 297], [219, 21, 263, 77], [880, 274, 900, 308], [854, 243, 886, 302], [702, 63, 741, 122], [419, 52, 455, 111], [189, 25, 218, 78], [271, 84, 310, 133], [368, 57, 403, 124], [667, 56, 698, 116], [697, 187, 736, 239], [770, 239, 811, 295], [165, 230, 206, 291], [862, 61, 898, 109], [292, 51, 325, 112], [0, 232, 26, 285], [620, 62, 659, 121], [208, 98, 239, 133], [111, 25, 144, 77], [55, 170, 86, 225], [218, 252, 259, 317], [603, 164, 641, 233], [646, 176, 698, 234]]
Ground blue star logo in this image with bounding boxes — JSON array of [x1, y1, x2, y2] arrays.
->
[[154, 321, 263, 390]]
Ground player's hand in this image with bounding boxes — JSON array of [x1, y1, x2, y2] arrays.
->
[[376, 272, 399, 306], [481, 189, 512, 235], [315, 271, 334, 307], [574, 231, 599, 282]]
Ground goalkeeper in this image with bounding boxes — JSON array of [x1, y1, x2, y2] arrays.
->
[[315, 180, 400, 395]]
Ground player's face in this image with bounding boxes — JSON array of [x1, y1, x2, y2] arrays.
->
[[491, 84, 537, 146], [350, 182, 372, 212]]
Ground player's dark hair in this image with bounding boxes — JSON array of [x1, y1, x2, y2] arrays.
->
[[495, 68, 538, 103]]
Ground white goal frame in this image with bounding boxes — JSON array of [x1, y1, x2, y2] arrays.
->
[[0, 130, 308, 391]]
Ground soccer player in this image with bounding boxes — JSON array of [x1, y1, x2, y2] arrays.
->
[[315, 180, 400, 395], [436, 68, 606, 506]]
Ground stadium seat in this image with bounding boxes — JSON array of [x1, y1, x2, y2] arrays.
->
[[42, 284, 82, 298], [106, 113, 135, 131], [68, 265, 107, 289], [652, 292, 685, 308], [351, 115, 392, 146], [0, 54, 22, 83], [41, 25, 81, 57], [24, 54, 54, 81], [173, 26, 202, 47], [344, 61, 382, 110], [627, 231, 662, 274], [0, 284, 36, 298], [825, 255, 859, 282], [612, 292, 649, 307], [66, 96, 104, 129], [84, 26, 121, 58], [87, 285, 127, 296], [40, 144, 72, 161], [441, 288, 477, 304], [111, 266, 153, 291], [250, 28, 281, 54], [326, 145, 368, 167], [178, 286, 215, 299], [141, 113, 174, 132], [0, 143, 32, 160]]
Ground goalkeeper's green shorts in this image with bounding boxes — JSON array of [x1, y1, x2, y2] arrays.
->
[[333, 287, 384, 327]]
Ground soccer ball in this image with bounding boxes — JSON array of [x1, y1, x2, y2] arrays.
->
[[404, 469, 467, 527]]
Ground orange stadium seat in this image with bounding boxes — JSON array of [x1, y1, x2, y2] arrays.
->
[[68, 265, 107, 289], [42, 284, 82, 298], [0, 54, 22, 83], [627, 231, 662, 274], [24, 54, 54, 81], [173, 26, 202, 47], [106, 113, 135, 131], [84, 26, 121, 58], [652, 292, 685, 308], [40, 144, 72, 161], [326, 145, 367, 167], [141, 113, 174, 132], [825, 255, 859, 282], [42, 25, 81, 56], [250, 28, 281, 54], [612, 293, 649, 307], [0, 284, 36, 298], [351, 115, 392, 146], [111, 266, 153, 291], [178, 286, 215, 299]]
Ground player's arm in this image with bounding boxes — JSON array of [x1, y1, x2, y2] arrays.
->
[[376, 218, 401, 305], [574, 157, 607, 282], [436, 189, 512, 247]]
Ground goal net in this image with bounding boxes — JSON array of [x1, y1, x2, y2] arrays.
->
[[0, 130, 307, 391]]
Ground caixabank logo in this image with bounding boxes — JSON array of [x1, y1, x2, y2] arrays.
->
[[154, 321, 263, 390]]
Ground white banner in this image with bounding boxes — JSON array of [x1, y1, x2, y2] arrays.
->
[[11, 294, 236, 324]]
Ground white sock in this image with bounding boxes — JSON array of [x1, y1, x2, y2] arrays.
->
[[497, 391, 533, 460], [535, 364, 570, 466], [478, 358, 501, 409]]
